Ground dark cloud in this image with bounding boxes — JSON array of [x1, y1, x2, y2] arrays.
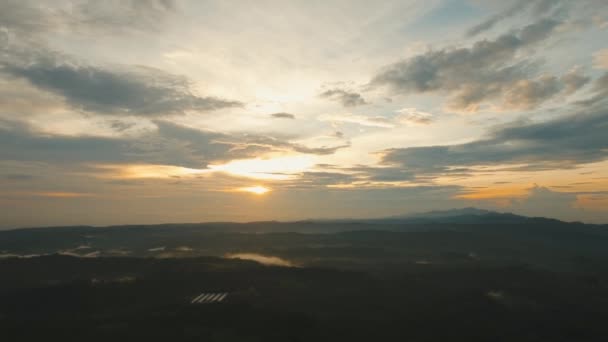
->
[[382, 104, 608, 174], [270, 112, 296, 119], [371, 18, 583, 112], [288, 171, 359, 188], [280, 167, 443, 190], [124, 121, 349, 166], [108, 120, 138, 132], [0, 2, 218, 118], [1, 60, 241, 117], [319, 88, 368, 107], [216, 130, 349, 156], [297, 165, 418, 186], [0, 119, 348, 169], [291, 143, 350, 155], [0, 119, 133, 164], [3, 174, 35, 181], [351, 166, 416, 182], [135, 121, 242, 167]]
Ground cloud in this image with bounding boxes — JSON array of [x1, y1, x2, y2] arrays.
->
[[382, 104, 608, 175], [350, 166, 416, 182], [593, 72, 608, 94], [0, 119, 348, 170], [290, 143, 350, 155], [466, 0, 608, 39], [0, 119, 136, 164], [74, 0, 177, 33], [134, 121, 349, 166], [1, 59, 241, 117], [3, 174, 34, 181], [575, 193, 608, 212], [108, 120, 138, 132], [466, 0, 528, 37], [371, 18, 582, 112], [319, 88, 368, 107], [270, 112, 295, 119], [561, 69, 591, 94], [34, 192, 93, 198], [319, 108, 434, 128], [0, 0, 177, 38], [500, 186, 595, 222], [466, 0, 563, 37], [512, 185, 577, 211], [298, 171, 358, 185], [501, 75, 563, 110], [396, 108, 434, 125], [318, 113, 394, 128], [593, 49, 608, 70], [0, 0, 63, 38], [288, 164, 420, 188], [0, 77, 66, 116], [575, 72, 608, 107], [484, 70, 587, 111]]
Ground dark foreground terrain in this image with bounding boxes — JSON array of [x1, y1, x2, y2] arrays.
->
[[2, 209, 608, 341], [2, 256, 608, 341]]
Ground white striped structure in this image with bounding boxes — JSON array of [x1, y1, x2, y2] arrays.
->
[[191, 292, 229, 304]]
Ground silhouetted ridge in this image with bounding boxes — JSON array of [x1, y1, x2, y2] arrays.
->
[[370, 207, 566, 225]]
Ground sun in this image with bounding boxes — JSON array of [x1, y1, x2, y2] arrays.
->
[[239, 186, 271, 195]]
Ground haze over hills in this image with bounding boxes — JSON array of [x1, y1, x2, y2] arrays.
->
[[4, 207, 603, 233], [2, 208, 607, 274], [318, 207, 590, 225]]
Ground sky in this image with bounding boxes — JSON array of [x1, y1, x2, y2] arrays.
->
[[1, 0, 607, 228]]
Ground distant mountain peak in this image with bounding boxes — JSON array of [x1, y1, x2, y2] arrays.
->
[[371, 207, 542, 225], [397, 207, 498, 219], [416, 207, 494, 217]]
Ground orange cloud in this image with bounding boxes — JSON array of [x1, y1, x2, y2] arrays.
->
[[455, 186, 530, 200], [1, 191, 94, 198], [34, 192, 93, 198], [574, 194, 608, 211]]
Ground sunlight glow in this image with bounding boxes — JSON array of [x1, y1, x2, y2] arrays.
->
[[239, 186, 271, 195], [455, 186, 531, 200], [208, 155, 315, 180], [93, 164, 206, 179]]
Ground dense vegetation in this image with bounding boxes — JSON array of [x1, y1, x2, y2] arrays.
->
[[2, 211, 608, 341]]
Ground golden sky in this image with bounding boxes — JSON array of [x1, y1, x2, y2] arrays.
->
[[1, 0, 608, 228]]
